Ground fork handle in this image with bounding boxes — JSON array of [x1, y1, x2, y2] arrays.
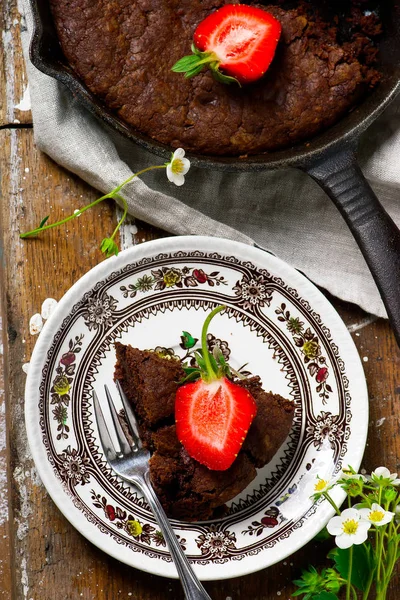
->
[[133, 472, 213, 600]]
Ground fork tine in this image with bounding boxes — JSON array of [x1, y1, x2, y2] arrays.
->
[[104, 385, 132, 455], [92, 390, 118, 462], [116, 380, 143, 450]]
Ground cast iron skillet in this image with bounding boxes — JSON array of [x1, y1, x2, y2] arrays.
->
[[30, 0, 400, 344]]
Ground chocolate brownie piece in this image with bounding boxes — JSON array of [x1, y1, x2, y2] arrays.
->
[[114, 343, 184, 426], [241, 377, 295, 468], [150, 445, 256, 520], [115, 342, 294, 520], [50, 0, 381, 155]]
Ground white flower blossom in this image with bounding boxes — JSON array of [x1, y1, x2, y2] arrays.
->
[[340, 467, 367, 482], [311, 475, 337, 497], [371, 467, 400, 486], [359, 503, 395, 527], [327, 508, 371, 549], [395, 505, 400, 523], [166, 148, 190, 186]]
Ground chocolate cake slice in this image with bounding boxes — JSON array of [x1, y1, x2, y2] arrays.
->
[[114, 342, 294, 521]]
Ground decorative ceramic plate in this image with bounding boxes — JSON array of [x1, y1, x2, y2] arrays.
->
[[25, 236, 368, 581]]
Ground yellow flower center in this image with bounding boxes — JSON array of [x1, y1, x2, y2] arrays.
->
[[369, 510, 385, 523], [171, 158, 184, 174], [342, 519, 359, 535], [314, 479, 328, 492]]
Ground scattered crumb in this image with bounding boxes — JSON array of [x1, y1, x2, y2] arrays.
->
[[29, 313, 43, 335], [24, 167, 29, 173], [376, 417, 386, 428], [41, 298, 58, 320], [22, 363, 30, 374], [355, 332, 360, 337], [363, 356, 369, 362]]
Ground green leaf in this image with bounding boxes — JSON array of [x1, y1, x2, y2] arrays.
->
[[210, 65, 241, 86], [194, 351, 207, 372], [172, 54, 203, 72], [39, 215, 50, 228], [178, 371, 201, 385], [329, 544, 375, 591], [313, 593, 339, 600], [181, 331, 197, 349], [208, 352, 219, 375], [184, 64, 205, 78]]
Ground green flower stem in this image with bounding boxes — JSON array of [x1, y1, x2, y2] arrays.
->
[[346, 545, 353, 600], [110, 194, 128, 240], [323, 492, 341, 516], [362, 567, 375, 600], [20, 192, 110, 238], [20, 164, 166, 240], [201, 305, 225, 381], [376, 527, 387, 595], [111, 165, 166, 195]]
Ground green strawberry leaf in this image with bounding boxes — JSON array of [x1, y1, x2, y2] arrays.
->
[[328, 544, 375, 591], [210, 65, 241, 86], [39, 215, 50, 228], [172, 44, 240, 86], [172, 54, 203, 72]]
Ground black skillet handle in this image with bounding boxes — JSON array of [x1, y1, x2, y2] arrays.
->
[[303, 146, 400, 347]]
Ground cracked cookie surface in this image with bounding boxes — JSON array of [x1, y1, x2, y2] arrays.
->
[[50, 0, 381, 155]]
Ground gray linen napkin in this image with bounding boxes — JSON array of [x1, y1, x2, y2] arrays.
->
[[20, 0, 400, 319]]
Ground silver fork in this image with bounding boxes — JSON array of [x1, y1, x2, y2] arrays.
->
[[92, 381, 212, 600]]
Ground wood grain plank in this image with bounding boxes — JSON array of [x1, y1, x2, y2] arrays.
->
[[0, 285, 13, 599], [1, 0, 32, 126]]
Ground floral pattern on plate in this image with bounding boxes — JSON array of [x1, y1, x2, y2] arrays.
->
[[25, 238, 368, 581]]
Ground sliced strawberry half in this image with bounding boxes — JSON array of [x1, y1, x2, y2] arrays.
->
[[175, 305, 257, 471], [176, 377, 257, 470], [172, 4, 281, 85]]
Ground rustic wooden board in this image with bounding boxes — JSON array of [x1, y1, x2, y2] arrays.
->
[[0, 290, 13, 600], [1, 126, 399, 599], [1, 0, 32, 127]]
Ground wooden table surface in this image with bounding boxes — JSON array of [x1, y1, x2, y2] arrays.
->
[[1, 3, 399, 599]]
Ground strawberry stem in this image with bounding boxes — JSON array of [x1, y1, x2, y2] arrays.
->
[[201, 305, 226, 382]]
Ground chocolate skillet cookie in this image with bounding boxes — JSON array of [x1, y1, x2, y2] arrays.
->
[[50, 0, 381, 155]]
